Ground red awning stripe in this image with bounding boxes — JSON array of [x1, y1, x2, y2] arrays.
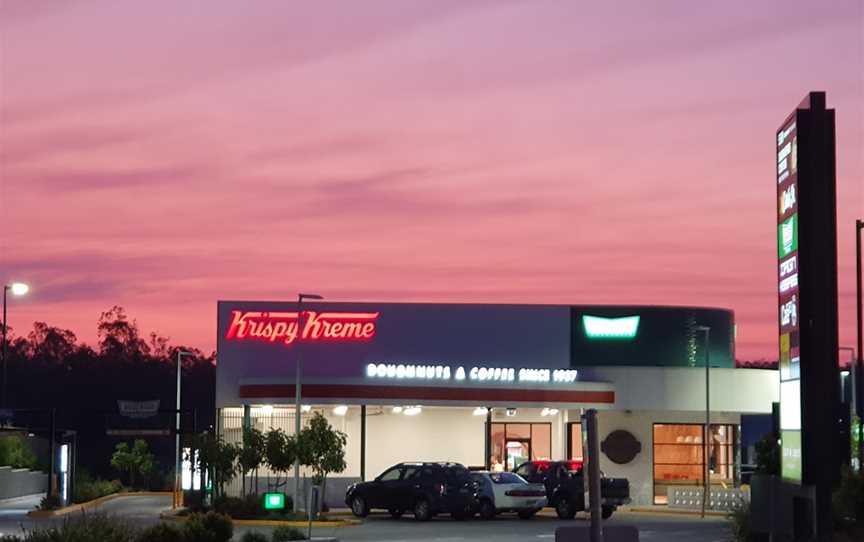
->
[[238, 384, 614, 404]]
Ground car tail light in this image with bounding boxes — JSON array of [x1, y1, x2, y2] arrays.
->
[[505, 489, 546, 497]]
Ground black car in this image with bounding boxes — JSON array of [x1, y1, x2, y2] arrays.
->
[[346, 462, 478, 521], [514, 460, 630, 519]]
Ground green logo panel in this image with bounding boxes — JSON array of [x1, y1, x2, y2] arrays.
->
[[781, 430, 802, 483]]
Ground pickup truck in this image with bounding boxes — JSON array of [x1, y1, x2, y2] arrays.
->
[[514, 460, 630, 519]]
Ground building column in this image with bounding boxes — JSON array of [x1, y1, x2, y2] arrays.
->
[[485, 408, 492, 470], [360, 405, 366, 481]]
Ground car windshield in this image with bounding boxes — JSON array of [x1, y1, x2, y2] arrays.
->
[[490, 472, 525, 484]]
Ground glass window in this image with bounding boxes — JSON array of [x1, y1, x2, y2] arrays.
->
[[515, 462, 536, 478], [378, 467, 402, 482], [402, 466, 420, 479], [531, 424, 552, 460], [569, 423, 584, 461], [653, 424, 736, 505], [490, 472, 525, 484], [507, 424, 531, 439], [491, 423, 506, 472]]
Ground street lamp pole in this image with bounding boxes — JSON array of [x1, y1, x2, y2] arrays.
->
[[294, 293, 323, 512], [696, 325, 711, 519], [2, 282, 30, 409], [856, 219, 863, 469], [174, 351, 195, 509]]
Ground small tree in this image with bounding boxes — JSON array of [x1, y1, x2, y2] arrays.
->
[[297, 412, 347, 509], [237, 427, 265, 496], [194, 432, 239, 498], [110, 439, 156, 489], [263, 428, 296, 493]]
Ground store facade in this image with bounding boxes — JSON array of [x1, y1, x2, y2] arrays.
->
[[216, 301, 777, 506]]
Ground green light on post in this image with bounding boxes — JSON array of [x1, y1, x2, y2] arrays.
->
[[582, 315, 640, 340], [264, 492, 286, 510]]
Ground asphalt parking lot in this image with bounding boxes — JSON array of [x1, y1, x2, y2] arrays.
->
[[239, 511, 732, 542], [1, 495, 733, 542]]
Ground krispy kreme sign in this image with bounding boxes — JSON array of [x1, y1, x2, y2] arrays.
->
[[225, 310, 379, 346]]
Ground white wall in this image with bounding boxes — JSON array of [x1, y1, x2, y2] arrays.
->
[[578, 367, 778, 413], [589, 409, 740, 506], [365, 407, 485, 478]]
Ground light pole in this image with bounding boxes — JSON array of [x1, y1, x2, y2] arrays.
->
[[2, 282, 30, 409], [174, 350, 195, 509], [856, 219, 863, 469], [294, 293, 323, 511], [695, 325, 711, 519]]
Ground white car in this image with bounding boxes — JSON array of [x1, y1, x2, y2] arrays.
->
[[471, 471, 547, 520]]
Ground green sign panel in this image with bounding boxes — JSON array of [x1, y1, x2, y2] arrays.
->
[[781, 430, 802, 482], [582, 315, 640, 340], [263, 492, 285, 510], [777, 213, 798, 258]]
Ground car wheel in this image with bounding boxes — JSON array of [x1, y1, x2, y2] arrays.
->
[[601, 506, 615, 520], [350, 496, 369, 518], [555, 496, 576, 520], [388, 508, 404, 519], [478, 499, 496, 520], [413, 498, 432, 521], [518, 510, 536, 520]]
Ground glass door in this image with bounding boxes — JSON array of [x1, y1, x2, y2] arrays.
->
[[505, 439, 531, 471]]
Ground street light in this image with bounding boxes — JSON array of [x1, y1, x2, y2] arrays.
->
[[2, 282, 30, 408], [174, 350, 195, 509], [294, 292, 323, 512], [695, 325, 711, 518], [856, 219, 863, 469]]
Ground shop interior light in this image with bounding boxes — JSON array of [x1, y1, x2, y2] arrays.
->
[[841, 370, 850, 377], [391, 406, 403, 414], [472, 407, 489, 416], [506, 408, 517, 417], [301, 405, 312, 412], [259, 405, 274, 415], [403, 406, 422, 416], [332, 405, 348, 416], [582, 315, 640, 339]]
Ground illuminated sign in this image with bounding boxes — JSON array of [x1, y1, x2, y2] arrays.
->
[[264, 493, 286, 510], [582, 315, 640, 340], [225, 310, 379, 346], [777, 113, 802, 483], [778, 214, 798, 257], [365, 363, 578, 384]]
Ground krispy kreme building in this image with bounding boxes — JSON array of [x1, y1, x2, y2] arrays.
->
[[216, 301, 777, 506]]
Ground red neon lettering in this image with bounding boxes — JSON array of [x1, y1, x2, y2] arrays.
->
[[225, 310, 379, 347]]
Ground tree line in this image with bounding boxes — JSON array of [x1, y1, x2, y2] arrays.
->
[[1, 306, 215, 483]]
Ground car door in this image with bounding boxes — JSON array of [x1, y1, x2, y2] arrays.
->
[[369, 465, 403, 509], [394, 465, 422, 509]]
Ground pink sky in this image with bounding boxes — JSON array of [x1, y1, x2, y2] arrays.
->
[[1, 0, 862, 360]]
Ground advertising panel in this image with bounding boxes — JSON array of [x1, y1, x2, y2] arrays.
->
[[775, 92, 839, 489], [777, 111, 802, 483]]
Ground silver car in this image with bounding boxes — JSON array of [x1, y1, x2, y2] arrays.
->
[[471, 471, 547, 520]]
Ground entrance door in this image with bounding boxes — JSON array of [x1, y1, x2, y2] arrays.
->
[[505, 439, 531, 471]]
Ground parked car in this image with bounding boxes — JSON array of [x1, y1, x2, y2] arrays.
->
[[514, 460, 630, 519], [471, 471, 547, 520], [346, 462, 478, 521]]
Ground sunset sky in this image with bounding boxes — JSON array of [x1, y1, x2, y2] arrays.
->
[[1, 0, 861, 361]]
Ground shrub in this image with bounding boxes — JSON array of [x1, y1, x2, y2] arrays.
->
[[23, 513, 136, 542], [833, 467, 864, 530], [271, 526, 306, 542], [212, 494, 260, 518], [0, 435, 37, 470], [136, 523, 184, 542], [182, 512, 233, 542], [727, 499, 751, 542], [239, 532, 269, 542], [38, 494, 62, 511], [73, 472, 123, 503]]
